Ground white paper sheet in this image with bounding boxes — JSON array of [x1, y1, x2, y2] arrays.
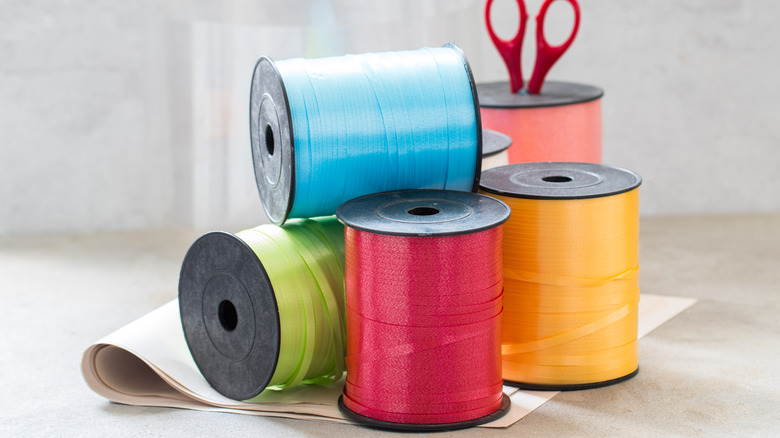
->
[[81, 294, 696, 428]]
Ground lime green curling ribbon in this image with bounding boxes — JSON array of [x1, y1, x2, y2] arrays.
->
[[236, 216, 345, 396]]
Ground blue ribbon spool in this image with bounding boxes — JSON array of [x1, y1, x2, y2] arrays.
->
[[250, 44, 482, 225]]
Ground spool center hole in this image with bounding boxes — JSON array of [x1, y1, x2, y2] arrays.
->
[[265, 124, 275, 156], [408, 206, 440, 216], [218, 300, 238, 332], [542, 175, 573, 183]]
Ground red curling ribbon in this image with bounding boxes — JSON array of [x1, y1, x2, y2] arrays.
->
[[342, 226, 505, 425]]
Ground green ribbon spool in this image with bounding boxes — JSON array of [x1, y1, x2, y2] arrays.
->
[[179, 216, 346, 400]]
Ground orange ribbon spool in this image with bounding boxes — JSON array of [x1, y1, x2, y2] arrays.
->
[[480, 162, 641, 389]]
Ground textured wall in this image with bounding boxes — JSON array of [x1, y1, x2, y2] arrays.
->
[[0, 1, 171, 234], [1, 0, 778, 235]]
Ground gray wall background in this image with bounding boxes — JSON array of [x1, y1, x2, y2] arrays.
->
[[1, 0, 778, 235]]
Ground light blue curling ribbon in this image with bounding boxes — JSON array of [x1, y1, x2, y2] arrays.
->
[[276, 46, 479, 219]]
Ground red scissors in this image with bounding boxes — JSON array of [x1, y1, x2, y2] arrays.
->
[[485, 0, 581, 94]]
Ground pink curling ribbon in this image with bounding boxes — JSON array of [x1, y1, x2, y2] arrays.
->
[[342, 226, 505, 425]]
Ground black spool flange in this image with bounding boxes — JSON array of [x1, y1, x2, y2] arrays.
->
[[480, 162, 641, 200], [336, 189, 511, 237], [178, 231, 281, 401], [250, 56, 295, 226], [477, 80, 603, 109], [482, 129, 512, 157], [338, 393, 511, 432], [504, 368, 639, 392]]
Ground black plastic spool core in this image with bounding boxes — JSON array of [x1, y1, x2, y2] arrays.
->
[[407, 206, 440, 216], [480, 162, 642, 200], [338, 393, 511, 432], [542, 175, 572, 183], [178, 231, 281, 401], [264, 124, 275, 156], [477, 80, 604, 109], [218, 300, 238, 332], [250, 44, 483, 225], [336, 189, 511, 238], [482, 129, 512, 157]]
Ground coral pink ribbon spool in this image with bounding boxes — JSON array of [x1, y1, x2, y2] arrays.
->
[[478, 81, 603, 163]]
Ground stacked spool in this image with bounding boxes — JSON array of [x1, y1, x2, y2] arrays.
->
[[480, 162, 641, 389]]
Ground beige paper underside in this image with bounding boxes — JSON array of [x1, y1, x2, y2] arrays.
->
[[81, 294, 695, 428]]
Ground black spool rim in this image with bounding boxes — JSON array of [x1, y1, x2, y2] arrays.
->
[[338, 393, 511, 432], [336, 189, 511, 238], [178, 231, 281, 400], [250, 56, 295, 226], [503, 367, 639, 392], [444, 43, 484, 193], [482, 129, 512, 157], [477, 80, 604, 109], [479, 162, 642, 201]]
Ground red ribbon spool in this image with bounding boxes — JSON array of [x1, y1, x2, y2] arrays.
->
[[336, 190, 511, 431]]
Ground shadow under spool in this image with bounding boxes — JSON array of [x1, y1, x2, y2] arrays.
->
[[250, 44, 483, 225], [480, 162, 642, 391], [336, 190, 512, 431], [178, 231, 281, 400], [478, 81, 603, 164]]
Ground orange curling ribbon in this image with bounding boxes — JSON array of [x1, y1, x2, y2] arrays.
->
[[482, 189, 640, 387]]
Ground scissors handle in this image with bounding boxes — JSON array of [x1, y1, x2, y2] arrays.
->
[[485, 0, 529, 94], [527, 0, 581, 94]]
